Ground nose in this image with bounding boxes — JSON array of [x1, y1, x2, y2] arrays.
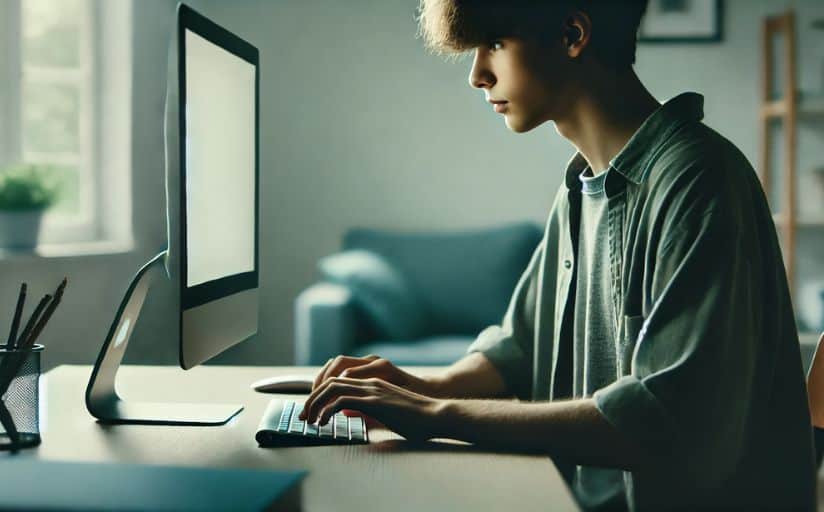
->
[[468, 48, 495, 90]]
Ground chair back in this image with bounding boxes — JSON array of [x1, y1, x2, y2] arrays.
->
[[806, 332, 824, 467], [807, 333, 824, 426]]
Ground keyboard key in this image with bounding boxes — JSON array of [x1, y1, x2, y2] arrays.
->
[[277, 401, 294, 433], [289, 403, 306, 434], [349, 417, 365, 441], [305, 422, 319, 436], [319, 419, 334, 438], [334, 414, 349, 440]]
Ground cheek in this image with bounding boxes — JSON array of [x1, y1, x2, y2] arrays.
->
[[507, 75, 553, 122], [505, 56, 554, 105]]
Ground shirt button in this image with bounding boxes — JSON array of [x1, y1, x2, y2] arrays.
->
[[564, 260, 572, 269]]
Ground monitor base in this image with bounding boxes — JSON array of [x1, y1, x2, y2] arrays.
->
[[85, 251, 244, 427], [92, 400, 242, 426]]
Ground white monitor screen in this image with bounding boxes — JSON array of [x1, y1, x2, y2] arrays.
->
[[184, 29, 255, 288]]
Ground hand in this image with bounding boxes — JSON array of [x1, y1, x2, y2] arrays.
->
[[298, 376, 445, 442], [312, 354, 440, 396]]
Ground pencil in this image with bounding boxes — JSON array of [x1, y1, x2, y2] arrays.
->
[[14, 294, 51, 351], [0, 279, 66, 396], [5, 283, 26, 350], [18, 278, 67, 351]]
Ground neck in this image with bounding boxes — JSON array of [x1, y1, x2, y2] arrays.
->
[[554, 68, 660, 176]]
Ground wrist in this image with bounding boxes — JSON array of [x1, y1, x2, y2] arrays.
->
[[418, 374, 449, 398], [428, 398, 457, 439]]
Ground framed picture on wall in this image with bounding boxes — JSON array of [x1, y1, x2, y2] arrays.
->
[[639, 0, 724, 43]]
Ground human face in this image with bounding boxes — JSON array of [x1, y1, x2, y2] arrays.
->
[[468, 37, 572, 133]]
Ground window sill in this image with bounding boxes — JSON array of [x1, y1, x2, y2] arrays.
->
[[0, 238, 136, 260]]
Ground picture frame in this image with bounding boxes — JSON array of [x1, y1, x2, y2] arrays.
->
[[639, 0, 724, 44]]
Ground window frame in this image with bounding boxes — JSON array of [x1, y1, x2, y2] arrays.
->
[[0, 0, 131, 248]]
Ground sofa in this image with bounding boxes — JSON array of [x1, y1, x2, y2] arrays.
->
[[294, 222, 543, 366]]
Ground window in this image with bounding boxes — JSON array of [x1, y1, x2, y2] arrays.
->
[[1, 0, 132, 248]]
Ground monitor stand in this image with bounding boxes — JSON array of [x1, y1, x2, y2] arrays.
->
[[85, 251, 243, 425]]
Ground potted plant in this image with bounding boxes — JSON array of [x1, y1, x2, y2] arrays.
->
[[0, 163, 60, 248]]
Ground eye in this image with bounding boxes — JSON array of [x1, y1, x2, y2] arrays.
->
[[489, 40, 503, 51]]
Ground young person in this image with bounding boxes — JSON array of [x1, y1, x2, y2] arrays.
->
[[299, 1, 816, 509]]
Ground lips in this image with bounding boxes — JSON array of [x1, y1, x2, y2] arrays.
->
[[492, 102, 508, 113], [487, 99, 508, 113]]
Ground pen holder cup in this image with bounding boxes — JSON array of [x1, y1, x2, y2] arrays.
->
[[0, 344, 43, 450]]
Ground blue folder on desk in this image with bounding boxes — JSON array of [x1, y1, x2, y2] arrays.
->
[[0, 460, 306, 511]]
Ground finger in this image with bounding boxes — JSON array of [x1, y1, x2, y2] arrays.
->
[[318, 396, 376, 426], [313, 357, 335, 391], [302, 376, 335, 420], [314, 355, 354, 391], [339, 358, 389, 380], [313, 355, 378, 391], [301, 376, 375, 422], [303, 380, 373, 424]]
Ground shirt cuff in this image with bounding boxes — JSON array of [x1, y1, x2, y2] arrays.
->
[[466, 326, 530, 399], [593, 375, 677, 453]]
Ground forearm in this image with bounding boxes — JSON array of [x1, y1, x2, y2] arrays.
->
[[432, 397, 650, 470], [420, 352, 510, 399]]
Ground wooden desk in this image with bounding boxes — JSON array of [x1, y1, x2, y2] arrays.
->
[[8, 365, 578, 512]]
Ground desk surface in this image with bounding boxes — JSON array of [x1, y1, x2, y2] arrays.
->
[[9, 365, 577, 512]]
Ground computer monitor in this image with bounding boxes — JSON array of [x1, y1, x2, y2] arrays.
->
[[86, 3, 259, 426], [177, 3, 259, 370]]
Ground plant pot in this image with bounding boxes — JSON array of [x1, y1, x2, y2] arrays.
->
[[0, 210, 44, 249]]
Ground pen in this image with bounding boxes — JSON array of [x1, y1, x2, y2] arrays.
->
[[5, 283, 26, 350], [0, 289, 50, 390], [18, 278, 67, 351], [0, 278, 67, 451], [0, 295, 48, 390], [0, 278, 67, 393], [14, 294, 51, 350]]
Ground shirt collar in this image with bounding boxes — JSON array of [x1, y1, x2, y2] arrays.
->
[[564, 92, 705, 191]]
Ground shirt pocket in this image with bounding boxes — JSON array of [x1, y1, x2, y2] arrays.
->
[[619, 314, 645, 374]]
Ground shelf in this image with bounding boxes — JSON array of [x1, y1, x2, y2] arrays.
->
[[761, 99, 788, 119], [772, 213, 824, 227], [760, 94, 824, 120], [760, 10, 822, 317]]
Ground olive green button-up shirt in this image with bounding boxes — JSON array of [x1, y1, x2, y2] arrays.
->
[[467, 92, 816, 511]]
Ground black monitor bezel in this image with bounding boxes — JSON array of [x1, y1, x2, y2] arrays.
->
[[177, 3, 259, 311]]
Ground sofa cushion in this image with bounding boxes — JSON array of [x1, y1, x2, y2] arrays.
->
[[343, 222, 542, 335], [318, 249, 427, 340], [350, 336, 475, 366]]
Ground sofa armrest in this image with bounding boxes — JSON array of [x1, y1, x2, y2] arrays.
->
[[294, 282, 361, 365]]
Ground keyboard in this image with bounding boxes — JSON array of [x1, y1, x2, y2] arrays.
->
[[256, 399, 369, 447]]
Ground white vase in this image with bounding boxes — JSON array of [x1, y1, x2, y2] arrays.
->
[[0, 210, 44, 249]]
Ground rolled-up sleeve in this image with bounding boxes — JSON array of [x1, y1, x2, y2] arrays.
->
[[466, 239, 544, 400], [594, 167, 757, 486]]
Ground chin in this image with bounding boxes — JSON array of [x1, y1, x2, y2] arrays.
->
[[504, 114, 542, 134]]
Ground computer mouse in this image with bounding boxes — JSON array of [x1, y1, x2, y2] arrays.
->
[[251, 375, 315, 393]]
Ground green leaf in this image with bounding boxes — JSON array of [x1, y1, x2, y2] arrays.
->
[[0, 163, 62, 211]]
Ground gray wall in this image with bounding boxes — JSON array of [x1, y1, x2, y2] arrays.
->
[[1, 0, 822, 372]]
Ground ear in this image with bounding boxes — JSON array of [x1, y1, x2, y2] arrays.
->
[[563, 11, 591, 59]]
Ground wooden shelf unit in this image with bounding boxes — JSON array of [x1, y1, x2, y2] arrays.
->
[[772, 213, 824, 228], [759, 10, 799, 293], [761, 96, 824, 121]]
